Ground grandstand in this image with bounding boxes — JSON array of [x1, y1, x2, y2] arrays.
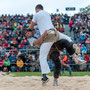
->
[[0, 12, 89, 72]]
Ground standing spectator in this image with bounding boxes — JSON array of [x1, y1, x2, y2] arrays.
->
[[69, 18, 73, 34], [59, 53, 72, 76]]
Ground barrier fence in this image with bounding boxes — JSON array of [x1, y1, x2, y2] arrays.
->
[[1, 63, 90, 72], [0, 48, 90, 72]]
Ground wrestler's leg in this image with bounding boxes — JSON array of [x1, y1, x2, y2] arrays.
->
[[58, 32, 72, 42], [39, 42, 54, 85], [50, 51, 61, 86], [55, 39, 86, 64]]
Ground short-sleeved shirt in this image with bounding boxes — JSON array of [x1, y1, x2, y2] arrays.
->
[[32, 10, 54, 35]]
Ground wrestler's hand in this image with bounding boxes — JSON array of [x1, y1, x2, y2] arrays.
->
[[44, 30, 48, 35], [33, 30, 48, 46], [42, 30, 48, 37]]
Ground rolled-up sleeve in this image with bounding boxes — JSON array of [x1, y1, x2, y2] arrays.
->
[[32, 14, 37, 23]]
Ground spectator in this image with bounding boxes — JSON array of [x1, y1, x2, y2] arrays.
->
[[16, 57, 24, 72], [0, 57, 4, 71], [59, 52, 72, 76], [69, 18, 73, 34], [9, 53, 16, 62], [47, 59, 54, 71], [24, 58, 31, 72], [3, 57, 11, 72], [85, 38, 90, 55], [80, 44, 87, 55], [83, 54, 90, 63], [11, 59, 17, 72], [0, 12, 89, 72]]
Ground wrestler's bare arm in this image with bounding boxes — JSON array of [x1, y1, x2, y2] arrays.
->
[[33, 30, 48, 46], [29, 21, 48, 46]]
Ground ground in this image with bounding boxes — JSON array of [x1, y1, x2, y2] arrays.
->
[[0, 72, 90, 90]]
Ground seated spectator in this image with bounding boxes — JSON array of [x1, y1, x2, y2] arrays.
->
[[24, 58, 31, 72], [85, 38, 90, 55], [85, 38, 90, 44], [11, 37, 18, 47], [11, 59, 17, 72], [4, 41, 9, 48], [47, 59, 54, 71], [83, 54, 90, 63], [80, 44, 87, 55], [30, 58, 36, 72], [87, 59, 90, 71], [3, 56, 11, 72], [9, 53, 16, 62], [19, 40, 24, 48], [16, 57, 24, 72], [35, 60, 40, 72], [23, 38, 29, 45], [78, 54, 84, 60], [1, 48, 6, 57], [17, 51, 27, 63], [80, 35, 85, 41]]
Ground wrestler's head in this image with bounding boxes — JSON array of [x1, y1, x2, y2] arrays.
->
[[22, 29, 35, 38], [35, 4, 43, 13]]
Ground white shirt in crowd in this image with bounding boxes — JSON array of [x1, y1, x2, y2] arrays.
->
[[32, 10, 54, 35]]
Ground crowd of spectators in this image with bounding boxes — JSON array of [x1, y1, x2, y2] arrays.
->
[[0, 13, 89, 72], [0, 14, 40, 72], [70, 13, 90, 60], [68, 13, 90, 71]]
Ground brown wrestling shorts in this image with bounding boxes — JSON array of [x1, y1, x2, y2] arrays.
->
[[43, 28, 60, 43]]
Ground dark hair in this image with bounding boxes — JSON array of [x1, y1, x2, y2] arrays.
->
[[35, 4, 43, 10], [22, 28, 32, 37]]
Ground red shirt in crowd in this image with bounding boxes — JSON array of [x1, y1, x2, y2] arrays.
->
[[69, 20, 73, 27], [85, 56, 90, 63]]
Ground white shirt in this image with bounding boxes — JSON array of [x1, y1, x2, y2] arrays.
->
[[28, 37, 36, 46], [32, 10, 54, 35], [59, 32, 72, 42]]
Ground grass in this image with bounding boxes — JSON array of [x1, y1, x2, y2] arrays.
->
[[9, 72, 90, 77]]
